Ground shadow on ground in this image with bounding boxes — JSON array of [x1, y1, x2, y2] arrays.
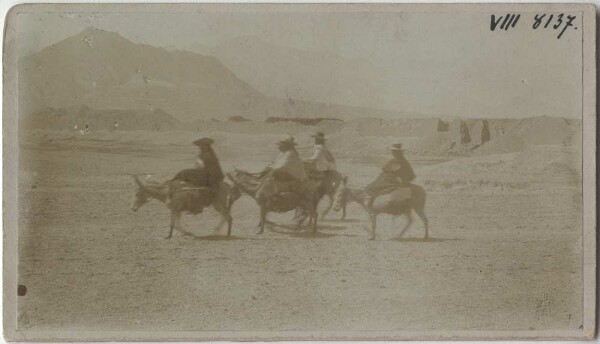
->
[[389, 236, 460, 243], [190, 234, 259, 241], [267, 226, 358, 239], [324, 218, 363, 223], [269, 222, 348, 232]]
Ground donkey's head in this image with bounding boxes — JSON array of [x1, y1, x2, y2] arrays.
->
[[220, 178, 243, 208], [226, 169, 261, 196], [228, 183, 243, 205], [130, 175, 150, 212], [228, 168, 256, 184], [332, 176, 349, 212]]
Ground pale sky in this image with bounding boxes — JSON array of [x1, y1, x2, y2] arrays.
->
[[17, 11, 583, 118]]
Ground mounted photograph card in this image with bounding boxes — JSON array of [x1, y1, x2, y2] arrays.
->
[[2, 3, 596, 341]]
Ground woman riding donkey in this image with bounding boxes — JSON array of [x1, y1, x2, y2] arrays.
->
[[132, 137, 239, 238], [167, 137, 227, 209], [171, 138, 224, 193]]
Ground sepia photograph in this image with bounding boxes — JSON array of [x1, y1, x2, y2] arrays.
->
[[2, 3, 596, 341]]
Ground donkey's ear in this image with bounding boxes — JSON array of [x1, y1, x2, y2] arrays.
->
[[131, 175, 143, 187]]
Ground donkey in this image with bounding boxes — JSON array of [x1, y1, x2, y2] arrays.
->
[[332, 177, 429, 240], [226, 169, 320, 235], [130, 175, 240, 238]]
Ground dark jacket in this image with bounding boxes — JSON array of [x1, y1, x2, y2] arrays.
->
[[172, 146, 224, 189], [365, 156, 415, 195], [199, 147, 224, 187]]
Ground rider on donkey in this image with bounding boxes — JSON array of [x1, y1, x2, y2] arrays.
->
[[171, 137, 225, 196], [255, 136, 309, 205], [364, 143, 415, 207], [307, 132, 336, 173], [305, 132, 337, 192]]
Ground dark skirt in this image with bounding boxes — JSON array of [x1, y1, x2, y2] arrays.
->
[[172, 168, 213, 188]]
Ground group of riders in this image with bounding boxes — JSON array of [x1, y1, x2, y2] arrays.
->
[[171, 132, 416, 213]]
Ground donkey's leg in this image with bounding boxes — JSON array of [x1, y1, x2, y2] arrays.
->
[[295, 207, 308, 227], [166, 212, 177, 239], [257, 209, 265, 228], [297, 201, 313, 232], [297, 207, 311, 230], [226, 212, 233, 237], [258, 207, 267, 234], [311, 208, 318, 234], [209, 203, 224, 232], [295, 208, 305, 231], [211, 212, 230, 235], [394, 211, 413, 240], [368, 213, 377, 241], [414, 206, 430, 239], [321, 194, 334, 219], [214, 202, 233, 237], [341, 202, 347, 220], [310, 197, 319, 234]]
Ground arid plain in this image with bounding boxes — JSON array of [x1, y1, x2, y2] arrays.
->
[[17, 116, 583, 331]]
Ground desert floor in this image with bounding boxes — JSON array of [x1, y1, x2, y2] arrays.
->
[[17, 137, 583, 332]]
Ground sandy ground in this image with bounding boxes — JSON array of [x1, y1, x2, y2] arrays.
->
[[16, 138, 583, 332]]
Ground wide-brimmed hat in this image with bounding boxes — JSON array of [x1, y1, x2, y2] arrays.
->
[[193, 137, 215, 147], [311, 132, 327, 140], [389, 143, 405, 151], [277, 136, 298, 146]]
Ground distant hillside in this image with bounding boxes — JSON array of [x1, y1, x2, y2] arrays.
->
[[211, 36, 388, 110], [19, 27, 264, 122], [19, 28, 409, 122], [23, 106, 180, 132]]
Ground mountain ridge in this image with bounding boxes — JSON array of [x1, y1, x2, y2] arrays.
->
[[19, 27, 414, 122]]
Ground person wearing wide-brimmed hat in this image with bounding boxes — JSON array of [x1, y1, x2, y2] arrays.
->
[[305, 131, 340, 196], [307, 132, 336, 173], [171, 137, 224, 191], [364, 143, 415, 206], [255, 135, 308, 204], [263, 136, 308, 181]]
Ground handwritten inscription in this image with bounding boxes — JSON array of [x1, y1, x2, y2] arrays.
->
[[490, 14, 521, 31], [532, 14, 577, 39], [490, 13, 577, 39]]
